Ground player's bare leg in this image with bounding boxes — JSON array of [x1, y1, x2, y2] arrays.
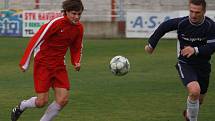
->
[[35, 92, 49, 107], [11, 92, 49, 121], [40, 88, 69, 121], [185, 81, 200, 121], [183, 94, 205, 121]]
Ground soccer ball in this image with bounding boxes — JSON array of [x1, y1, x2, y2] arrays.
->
[[109, 55, 130, 76]]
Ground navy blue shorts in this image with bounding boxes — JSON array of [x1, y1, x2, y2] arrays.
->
[[175, 62, 211, 94]]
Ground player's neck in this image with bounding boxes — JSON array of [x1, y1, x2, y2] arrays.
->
[[189, 16, 205, 26]]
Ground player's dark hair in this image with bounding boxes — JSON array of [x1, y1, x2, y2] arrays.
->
[[62, 0, 84, 15], [190, 0, 206, 11]]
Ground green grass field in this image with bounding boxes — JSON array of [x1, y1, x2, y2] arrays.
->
[[0, 37, 215, 121]]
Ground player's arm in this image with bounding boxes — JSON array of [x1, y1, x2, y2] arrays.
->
[[70, 25, 84, 71], [196, 39, 215, 56], [145, 18, 180, 54], [195, 22, 215, 56], [19, 20, 60, 72]]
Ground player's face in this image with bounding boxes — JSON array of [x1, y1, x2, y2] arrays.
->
[[189, 3, 205, 24], [66, 10, 82, 25]]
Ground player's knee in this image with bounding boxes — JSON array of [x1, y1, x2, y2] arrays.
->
[[189, 89, 200, 100], [189, 91, 200, 99], [56, 97, 69, 107], [35, 98, 48, 108], [187, 81, 201, 99]]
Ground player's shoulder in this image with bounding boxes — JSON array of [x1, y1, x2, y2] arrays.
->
[[180, 16, 189, 21], [204, 16, 215, 31], [176, 16, 190, 26], [50, 16, 64, 23], [205, 16, 215, 23], [75, 22, 84, 31], [46, 16, 64, 27], [177, 16, 189, 23], [166, 16, 188, 24]]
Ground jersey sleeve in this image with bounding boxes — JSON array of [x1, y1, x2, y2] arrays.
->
[[70, 24, 84, 67], [198, 21, 215, 56], [19, 18, 61, 71], [148, 18, 180, 48]]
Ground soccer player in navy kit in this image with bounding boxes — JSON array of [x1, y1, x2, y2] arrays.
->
[[145, 0, 215, 121]]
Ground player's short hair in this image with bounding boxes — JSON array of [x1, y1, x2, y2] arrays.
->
[[189, 0, 206, 11], [62, 0, 84, 14]]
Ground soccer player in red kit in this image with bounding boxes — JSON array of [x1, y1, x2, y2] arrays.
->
[[11, 0, 84, 121]]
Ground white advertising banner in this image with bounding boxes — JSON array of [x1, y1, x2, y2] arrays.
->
[[126, 10, 215, 38], [22, 10, 62, 37], [126, 11, 178, 38]]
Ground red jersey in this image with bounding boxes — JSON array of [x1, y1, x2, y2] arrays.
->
[[20, 16, 84, 71]]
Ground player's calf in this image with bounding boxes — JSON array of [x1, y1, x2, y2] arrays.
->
[[183, 110, 190, 121]]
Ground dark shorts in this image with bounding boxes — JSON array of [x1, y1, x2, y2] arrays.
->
[[175, 62, 211, 94]]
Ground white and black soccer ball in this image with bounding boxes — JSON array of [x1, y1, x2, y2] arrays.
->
[[109, 55, 130, 76]]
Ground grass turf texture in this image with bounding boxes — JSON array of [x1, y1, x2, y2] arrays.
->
[[0, 37, 215, 121]]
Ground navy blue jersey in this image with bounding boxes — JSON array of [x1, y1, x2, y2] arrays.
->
[[148, 16, 215, 64]]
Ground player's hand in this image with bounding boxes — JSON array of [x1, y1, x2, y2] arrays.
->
[[74, 63, 81, 71], [145, 44, 154, 54], [19, 66, 26, 72], [21, 69, 26, 72], [181, 46, 195, 58]]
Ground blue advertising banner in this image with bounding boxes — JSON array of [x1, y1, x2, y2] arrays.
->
[[0, 9, 22, 36]]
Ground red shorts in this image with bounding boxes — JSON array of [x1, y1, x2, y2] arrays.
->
[[33, 62, 70, 93]]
